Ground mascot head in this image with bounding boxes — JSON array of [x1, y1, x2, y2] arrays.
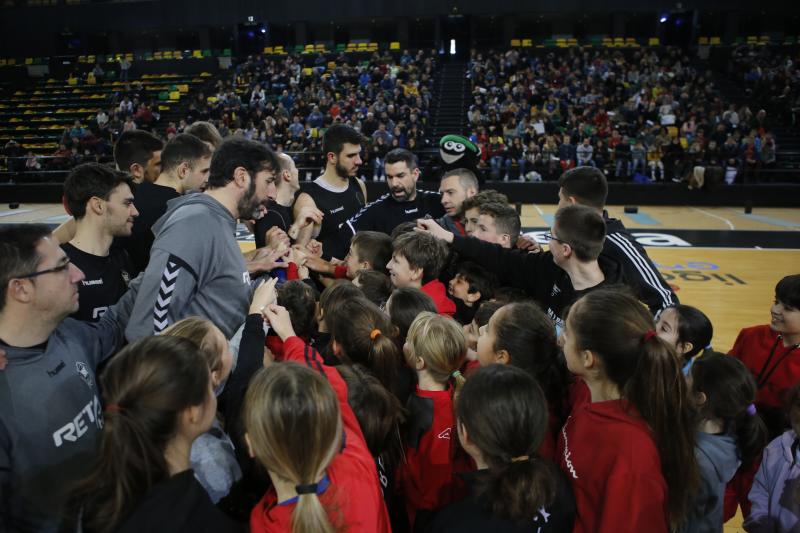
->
[[439, 134, 480, 166]]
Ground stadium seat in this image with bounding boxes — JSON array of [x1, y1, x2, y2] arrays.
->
[[522, 38, 533, 47], [710, 36, 721, 45], [389, 41, 400, 50], [510, 39, 521, 47], [698, 37, 709, 45], [192, 50, 202, 58]]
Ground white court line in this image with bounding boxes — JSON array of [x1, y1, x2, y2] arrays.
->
[[0, 209, 34, 217], [690, 207, 735, 230], [532, 204, 544, 215]]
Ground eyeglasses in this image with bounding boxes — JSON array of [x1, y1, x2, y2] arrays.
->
[[15, 260, 72, 279], [543, 232, 570, 246]]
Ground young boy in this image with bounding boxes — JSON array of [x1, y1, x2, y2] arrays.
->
[[305, 230, 393, 279], [448, 261, 496, 324], [388, 231, 455, 317]]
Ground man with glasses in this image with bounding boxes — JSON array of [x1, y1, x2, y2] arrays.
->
[[61, 163, 138, 321], [417, 204, 623, 328], [0, 223, 137, 531]]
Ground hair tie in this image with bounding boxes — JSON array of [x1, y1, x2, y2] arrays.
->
[[511, 455, 530, 463], [642, 330, 657, 343], [295, 483, 319, 495], [105, 404, 123, 414], [370, 329, 382, 340], [452, 370, 463, 379], [746, 403, 757, 416]]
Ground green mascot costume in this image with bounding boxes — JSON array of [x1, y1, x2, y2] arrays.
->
[[437, 134, 485, 185]]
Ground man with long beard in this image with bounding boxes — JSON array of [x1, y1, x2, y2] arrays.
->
[[125, 138, 281, 341], [292, 124, 368, 259]]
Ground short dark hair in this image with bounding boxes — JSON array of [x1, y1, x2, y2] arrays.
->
[[442, 168, 479, 191], [64, 163, 134, 219], [113, 131, 163, 173], [776, 274, 800, 309], [474, 300, 503, 327], [558, 166, 608, 209], [322, 124, 363, 156], [454, 261, 497, 301], [160, 134, 212, 174], [0, 224, 52, 313], [184, 121, 223, 148], [351, 231, 393, 274], [277, 280, 319, 339], [384, 148, 418, 170], [389, 221, 417, 240], [207, 137, 279, 190], [478, 202, 521, 241], [354, 270, 393, 308], [462, 189, 509, 212], [553, 204, 606, 261], [387, 286, 437, 341], [393, 231, 448, 281]]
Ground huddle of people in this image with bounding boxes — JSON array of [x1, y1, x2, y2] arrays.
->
[[2, 121, 800, 533]]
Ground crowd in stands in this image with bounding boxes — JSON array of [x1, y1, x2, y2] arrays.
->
[[2, 122, 800, 532], [177, 49, 437, 180], [466, 46, 782, 184], [730, 44, 800, 127]]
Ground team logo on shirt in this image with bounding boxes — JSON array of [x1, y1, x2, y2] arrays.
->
[[75, 361, 94, 390], [330, 206, 344, 214], [437, 427, 452, 440]]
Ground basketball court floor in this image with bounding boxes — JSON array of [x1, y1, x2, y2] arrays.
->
[[2, 202, 798, 531]]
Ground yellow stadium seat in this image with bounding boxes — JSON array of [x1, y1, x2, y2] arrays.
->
[[522, 38, 533, 47], [302, 67, 313, 76], [389, 41, 400, 50], [510, 39, 521, 47], [169, 91, 180, 100], [263, 46, 273, 54], [698, 37, 709, 45], [710, 36, 721, 45], [25, 58, 33, 65], [648, 37, 660, 46]]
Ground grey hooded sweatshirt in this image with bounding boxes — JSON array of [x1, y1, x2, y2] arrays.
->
[[682, 431, 741, 533], [0, 286, 136, 532], [125, 193, 252, 341]]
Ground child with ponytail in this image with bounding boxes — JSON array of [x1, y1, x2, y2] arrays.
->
[[476, 301, 568, 459], [327, 296, 412, 402], [64, 336, 242, 533], [398, 311, 472, 528], [248, 303, 390, 533], [684, 353, 767, 532], [558, 288, 698, 532], [655, 304, 714, 374], [423, 364, 576, 532]]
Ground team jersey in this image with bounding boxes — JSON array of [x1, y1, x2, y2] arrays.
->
[[61, 242, 133, 322], [306, 176, 365, 258]]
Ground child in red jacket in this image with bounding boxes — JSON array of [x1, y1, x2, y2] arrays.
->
[[387, 231, 456, 317], [398, 311, 472, 528], [725, 274, 800, 521], [557, 288, 698, 533], [246, 304, 391, 533], [475, 301, 568, 460]]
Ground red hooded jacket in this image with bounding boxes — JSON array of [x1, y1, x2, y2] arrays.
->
[[249, 337, 390, 533], [557, 381, 668, 533]]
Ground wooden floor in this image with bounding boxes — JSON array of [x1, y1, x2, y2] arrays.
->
[[3, 203, 798, 531]]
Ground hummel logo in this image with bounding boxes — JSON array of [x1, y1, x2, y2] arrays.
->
[[47, 360, 65, 377], [437, 428, 452, 440]]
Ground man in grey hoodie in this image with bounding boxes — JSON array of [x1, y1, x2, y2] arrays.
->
[[0, 224, 137, 532], [125, 137, 280, 341]]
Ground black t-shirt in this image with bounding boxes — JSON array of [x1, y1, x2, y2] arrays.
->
[[420, 467, 575, 533], [254, 199, 295, 248], [306, 176, 365, 258], [328, 189, 445, 258], [123, 181, 180, 275], [61, 242, 133, 322]]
